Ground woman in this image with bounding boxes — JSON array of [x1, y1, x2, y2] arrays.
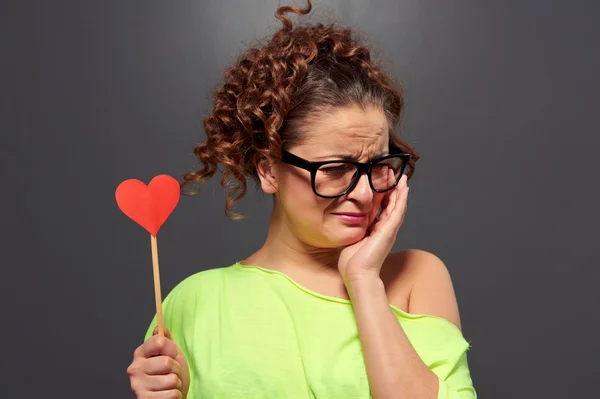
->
[[127, 2, 476, 398]]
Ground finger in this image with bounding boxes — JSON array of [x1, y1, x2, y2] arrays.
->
[[138, 335, 178, 359], [385, 182, 400, 218], [145, 373, 182, 392], [390, 176, 409, 225], [143, 355, 182, 377], [381, 169, 396, 216], [153, 326, 173, 339], [378, 177, 407, 232], [144, 389, 183, 399], [380, 190, 391, 215], [398, 173, 407, 189], [381, 189, 395, 219], [146, 390, 183, 399], [399, 175, 409, 206], [373, 174, 406, 234]]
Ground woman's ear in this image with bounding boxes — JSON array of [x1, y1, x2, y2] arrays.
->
[[256, 157, 279, 194]]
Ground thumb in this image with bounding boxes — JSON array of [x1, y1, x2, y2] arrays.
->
[[152, 326, 173, 340]]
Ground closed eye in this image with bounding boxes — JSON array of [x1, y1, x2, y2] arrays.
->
[[320, 165, 355, 174]]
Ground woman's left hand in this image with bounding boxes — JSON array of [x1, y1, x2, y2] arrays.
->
[[338, 173, 410, 284]]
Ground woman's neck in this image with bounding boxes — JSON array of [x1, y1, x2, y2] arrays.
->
[[240, 210, 353, 300], [241, 211, 342, 275]]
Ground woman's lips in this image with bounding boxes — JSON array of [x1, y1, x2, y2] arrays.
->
[[332, 213, 368, 224]]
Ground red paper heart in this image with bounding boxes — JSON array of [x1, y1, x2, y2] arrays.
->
[[115, 174, 180, 237]]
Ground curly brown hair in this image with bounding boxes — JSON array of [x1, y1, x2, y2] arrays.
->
[[181, 0, 419, 220]]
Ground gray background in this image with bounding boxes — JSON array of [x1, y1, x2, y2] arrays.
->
[[1, 0, 599, 397]]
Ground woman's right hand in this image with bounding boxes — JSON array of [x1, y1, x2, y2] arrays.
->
[[127, 326, 190, 398]]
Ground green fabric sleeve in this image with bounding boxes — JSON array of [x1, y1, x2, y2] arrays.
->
[[436, 344, 477, 399]]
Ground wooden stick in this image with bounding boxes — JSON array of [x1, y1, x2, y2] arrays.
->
[[150, 234, 164, 336]]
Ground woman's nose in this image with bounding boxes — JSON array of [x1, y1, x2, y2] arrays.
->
[[347, 172, 373, 202]]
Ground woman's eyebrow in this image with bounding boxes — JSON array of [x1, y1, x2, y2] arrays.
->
[[315, 151, 389, 161]]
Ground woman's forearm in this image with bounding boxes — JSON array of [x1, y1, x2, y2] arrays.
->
[[346, 276, 439, 399]]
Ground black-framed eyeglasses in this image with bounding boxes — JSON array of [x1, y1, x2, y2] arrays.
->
[[281, 149, 410, 199]]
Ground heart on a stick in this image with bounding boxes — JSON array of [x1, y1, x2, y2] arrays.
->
[[115, 174, 180, 237]]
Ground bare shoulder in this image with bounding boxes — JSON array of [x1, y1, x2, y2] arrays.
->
[[382, 249, 462, 331]]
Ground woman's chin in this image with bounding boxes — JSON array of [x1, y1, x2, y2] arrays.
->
[[332, 229, 368, 247]]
